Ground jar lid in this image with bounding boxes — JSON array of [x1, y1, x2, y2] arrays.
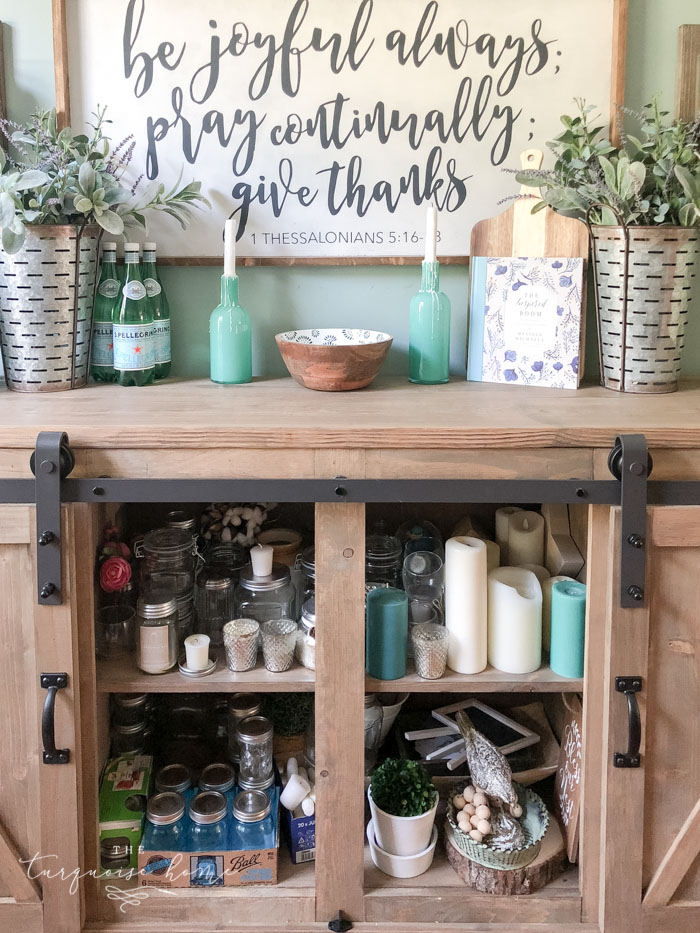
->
[[366, 535, 402, 563], [238, 563, 290, 592], [100, 838, 131, 858], [147, 792, 186, 825], [206, 542, 249, 571], [301, 598, 316, 636], [364, 693, 379, 708], [112, 693, 149, 709], [138, 591, 177, 619], [227, 693, 262, 719], [114, 722, 150, 735], [238, 773, 275, 791], [143, 527, 195, 556], [197, 567, 234, 590], [164, 510, 197, 532], [155, 764, 191, 795], [199, 763, 236, 794], [236, 715, 273, 744], [300, 546, 315, 578], [189, 791, 227, 825], [233, 790, 271, 823]]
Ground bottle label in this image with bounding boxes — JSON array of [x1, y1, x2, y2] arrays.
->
[[91, 323, 113, 367], [123, 280, 147, 301], [98, 278, 120, 299], [143, 250, 156, 264], [113, 323, 155, 371], [144, 277, 162, 298], [154, 320, 171, 363], [139, 624, 172, 673]]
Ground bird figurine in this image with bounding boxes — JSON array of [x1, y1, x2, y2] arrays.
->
[[455, 710, 518, 807]]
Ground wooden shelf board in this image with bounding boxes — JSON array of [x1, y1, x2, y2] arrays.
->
[[366, 663, 583, 693], [96, 656, 315, 693]]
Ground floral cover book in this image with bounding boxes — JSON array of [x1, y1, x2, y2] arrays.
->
[[467, 256, 584, 389]]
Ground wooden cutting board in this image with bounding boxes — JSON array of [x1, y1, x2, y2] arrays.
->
[[470, 149, 590, 259]]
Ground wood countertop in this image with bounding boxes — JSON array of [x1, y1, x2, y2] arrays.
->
[[0, 376, 699, 450]]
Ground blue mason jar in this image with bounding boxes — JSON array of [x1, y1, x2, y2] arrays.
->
[[145, 792, 187, 850], [189, 791, 228, 851], [230, 789, 275, 850], [198, 762, 236, 813]]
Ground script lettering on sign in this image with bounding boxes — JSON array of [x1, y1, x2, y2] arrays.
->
[[554, 694, 583, 863]]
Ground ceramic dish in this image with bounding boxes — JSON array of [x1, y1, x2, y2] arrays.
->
[[275, 329, 393, 391]]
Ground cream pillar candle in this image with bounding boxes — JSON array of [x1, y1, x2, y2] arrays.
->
[[444, 536, 487, 674], [184, 634, 210, 671], [542, 574, 575, 653], [520, 563, 549, 586], [495, 507, 521, 563], [488, 567, 542, 673], [485, 540, 500, 573], [507, 510, 545, 567]]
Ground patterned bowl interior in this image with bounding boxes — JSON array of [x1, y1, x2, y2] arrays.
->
[[446, 782, 549, 853], [276, 328, 392, 346]]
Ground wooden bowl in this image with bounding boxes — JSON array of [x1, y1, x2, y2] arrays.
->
[[275, 329, 393, 391]]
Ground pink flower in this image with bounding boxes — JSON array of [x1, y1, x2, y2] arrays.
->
[[100, 556, 132, 593]]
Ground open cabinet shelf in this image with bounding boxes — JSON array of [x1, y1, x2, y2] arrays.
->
[[366, 662, 583, 693]]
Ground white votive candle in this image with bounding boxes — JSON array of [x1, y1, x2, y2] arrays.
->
[[301, 795, 315, 816], [495, 507, 522, 563], [184, 634, 210, 671], [507, 510, 545, 567], [488, 567, 542, 673], [280, 773, 311, 811], [251, 543, 274, 576], [444, 536, 487, 674], [542, 575, 575, 652], [224, 217, 236, 278]]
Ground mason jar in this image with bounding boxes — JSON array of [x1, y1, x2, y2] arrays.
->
[[299, 546, 316, 604], [205, 541, 249, 578], [236, 715, 274, 790], [141, 527, 196, 595], [194, 567, 235, 648], [111, 692, 153, 726], [136, 593, 178, 674], [155, 763, 192, 796], [234, 563, 296, 624], [111, 720, 153, 756], [146, 792, 187, 851], [231, 789, 275, 850], [189, 791, 228, 851], [366, 535, 403, 590], [100, 838, 132, 871], [199, 762, 236, 807], [164, 510, 198, 538], [227, 694, 262, 763], [296, 597, 316, 671]]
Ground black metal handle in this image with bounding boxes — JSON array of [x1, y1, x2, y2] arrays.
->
[[40, 673, 69, 765], [613, 676, 642, 768]]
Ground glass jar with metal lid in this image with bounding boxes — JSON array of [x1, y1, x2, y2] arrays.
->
[[136, 592, 178, 674], [155, 763, 192, 796], [140, 527, 196, 595], [146, 791, 187, 850], [111, 692, 153, 726], [236, 715, 274, 790], [299, 546, 316, 604], [199, 762, 236, 792], [194, 567, 235, 648], [189, 791, 228, 850], [205, 541, 249, 578], [231, 789, 275, 849], [227, 694, 262, 763], [296, 597, 316, 671], [100, 837, 132, 871], [164, 510, 198, 537], [111, 720, 153, 756], [234, 563, 296, 624], [366, 535, 403, 590]]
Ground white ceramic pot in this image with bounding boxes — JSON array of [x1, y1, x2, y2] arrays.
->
[[367, 819, 437, 878], [367, 786, 438, 857], [377, 692, 409, 745]]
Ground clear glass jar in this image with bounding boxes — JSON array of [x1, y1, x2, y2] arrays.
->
[[146, 792, 187, 850], [234, 563, 296, 623], [155, 763, 192, 796], [164, 510, 198, 537], [95, 605, 135, 659], [296, 597, 316, 670], [189, 791, 228, 851], [227, 694, 262, 763], [199, 762, 236, 805], [141, 527, 196, 595], [236, 715, 274, 789], [205, 541, 249, 579], [231, 790, 275, 850], [194, 567, 235, 647], [137, 593, 178, 674], [364, 694, 384, 774], [100, 837, 132, 871], [111, 721, 153, 756], [395, 519, 444, 560], [366, 535, 403, 591], [299, 546, 316, 604], [304, 714, 315, 768], [111, 692, 153, 726]]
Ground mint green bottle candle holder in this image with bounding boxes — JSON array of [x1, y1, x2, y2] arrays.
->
[[409, 261, 451, 384], [366, 587, 408, 681], [209, 275, 252, 385], [550, 580, 586, 678]]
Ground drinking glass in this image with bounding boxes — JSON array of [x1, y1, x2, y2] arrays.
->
[[96, 605, 135, 659]]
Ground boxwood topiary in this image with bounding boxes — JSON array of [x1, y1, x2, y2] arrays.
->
[[370, 758, 437, 817]]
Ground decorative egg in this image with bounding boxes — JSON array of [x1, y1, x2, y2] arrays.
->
[[473, 793, 488, 808], [464, 786, 475, 802], [477, 819, 491, 835], [453, 795, 466, 810], [469, 830, 483, 843], [470, 813, 481, 828], [510, 803, 523, 818], [465, 803, 476, 815], [475, 804, 491, 820]]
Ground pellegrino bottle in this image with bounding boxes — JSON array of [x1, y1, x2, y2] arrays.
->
[[409, 205, 451, 384], [142, 241, 171, 380], [112, 243, 155, 386], [209, 219, 252, 384], [91, 242, 120, 383]]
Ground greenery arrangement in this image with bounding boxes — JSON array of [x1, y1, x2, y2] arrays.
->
[[516, 99, 700, 227], [261, 693, 314, 737], [0, 107, 208, 253], [370, 758, 437, 818]]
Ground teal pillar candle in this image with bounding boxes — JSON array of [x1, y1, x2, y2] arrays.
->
[[366, 587, 408, 680], [209, 275, 252, 384], [409, 261, 451, 384], [550, 580, 586, 678]]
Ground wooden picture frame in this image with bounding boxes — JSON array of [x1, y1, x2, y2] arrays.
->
[[51, 0, 628, 266], [676, 24, 700, 123]]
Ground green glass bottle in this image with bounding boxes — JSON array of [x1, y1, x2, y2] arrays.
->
[[409, 261, 451, 384], [142, 241, 171, 380], [90, 241, 119, 383], [112, 243, 155, 387], [209, 275, 252, 384]]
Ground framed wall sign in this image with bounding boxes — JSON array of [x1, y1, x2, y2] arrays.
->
[[53, 0, 627, 264]]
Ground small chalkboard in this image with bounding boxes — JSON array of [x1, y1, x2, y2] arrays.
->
[[554, 694, 583, 863]]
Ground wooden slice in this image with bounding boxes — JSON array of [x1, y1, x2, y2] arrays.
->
[[445, 818, 567, 896]]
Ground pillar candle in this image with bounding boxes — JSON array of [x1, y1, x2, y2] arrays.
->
[[488, 567, 542, 673], [495, 507, 521, 563], [444, 536, 487, 674], [366, 587, 408, 680], [224, 217, 236, 278], [507, 510, 545, 567], [485, 540, 501, 573], [542, 575, 575, 652], [550, 580, 586, 678], [520, 564, 549, 586]]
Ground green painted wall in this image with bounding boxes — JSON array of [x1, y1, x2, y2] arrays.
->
[[1, 1, 698, 380]]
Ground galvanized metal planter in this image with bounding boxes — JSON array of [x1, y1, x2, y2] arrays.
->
[[588, 219, 700, 394], [0, 224, 101, 392]]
